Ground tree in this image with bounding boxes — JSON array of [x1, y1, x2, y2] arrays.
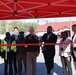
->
[[0, 21, 7, 34], [0, 20, 41, 34]]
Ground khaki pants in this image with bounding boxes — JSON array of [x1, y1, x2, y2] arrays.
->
[[17, 53, 26, 74], [26, 52, 37, 75]]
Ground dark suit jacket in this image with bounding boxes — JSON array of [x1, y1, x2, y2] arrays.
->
[[11, 34, 19, 41], [25, 34, 40, 54], [42, 33, 57, 57], [16, 38, 27, 54]]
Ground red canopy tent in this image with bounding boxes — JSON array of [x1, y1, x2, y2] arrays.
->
[[0, 0, 76, 20]]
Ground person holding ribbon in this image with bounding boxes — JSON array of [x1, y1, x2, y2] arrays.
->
[[25, 27, 40, 75], [41, 26, 57, 75]]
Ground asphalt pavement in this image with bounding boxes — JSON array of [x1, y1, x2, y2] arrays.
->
[[0, 45, 76, 75]]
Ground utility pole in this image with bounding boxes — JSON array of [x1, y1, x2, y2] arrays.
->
[[70, 17, 72, 37], [6, 22, 9, 32], [46, 20, 48, 24], [37, 19, 39, 24]]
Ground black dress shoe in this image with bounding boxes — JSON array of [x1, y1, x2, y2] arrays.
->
[[9, 73, 13, 75], [4, 73, 8, 75]]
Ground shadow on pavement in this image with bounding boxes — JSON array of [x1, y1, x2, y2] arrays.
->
[[36, 62, 47, 75], [37, 62, 63, 75], [0, 62, 62, 75], [0, 63, 4, 75], [54, 63, 62, 75]]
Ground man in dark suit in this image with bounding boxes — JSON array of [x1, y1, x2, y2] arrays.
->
[[41, 26, 57, 75]]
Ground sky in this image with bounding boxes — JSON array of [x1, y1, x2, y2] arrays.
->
[[8, 17, 76, 25]]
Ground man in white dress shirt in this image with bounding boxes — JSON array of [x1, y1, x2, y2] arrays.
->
[[72, 24, 76, 70]]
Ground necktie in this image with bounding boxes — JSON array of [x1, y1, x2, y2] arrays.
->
[[72, 35, 74, 40]]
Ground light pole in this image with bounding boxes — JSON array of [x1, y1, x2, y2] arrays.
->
[[70, 17, 72, 37], [6, 22, 9, 32]]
